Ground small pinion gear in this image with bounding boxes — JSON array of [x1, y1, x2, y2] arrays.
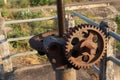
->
[[65, 24, 107, 69]]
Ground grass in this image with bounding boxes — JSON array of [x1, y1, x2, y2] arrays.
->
[[115, 15, 120, 50]]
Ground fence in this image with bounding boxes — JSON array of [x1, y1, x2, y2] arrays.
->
[[0, 2, 120, 80], [0, 15, 57, 80]]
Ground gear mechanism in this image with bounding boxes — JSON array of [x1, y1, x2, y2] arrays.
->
[[65, 24, 107, 69]]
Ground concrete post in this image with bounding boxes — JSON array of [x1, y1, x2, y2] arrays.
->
[[99, 20, 118, 80], [0, 13, 13, 80], [106, 20, 117, 80], [4, 0, 7, 4]]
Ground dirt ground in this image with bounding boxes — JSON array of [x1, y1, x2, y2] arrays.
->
[[11, 64, 98, 80]]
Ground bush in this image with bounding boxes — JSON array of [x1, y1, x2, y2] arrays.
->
[[1, 8, 9, 17], [0, 0, 5, 7], [15, 10, 32, 19], [115, 15, 120, 50], [30, 0, 50, 6], [116, 41, 120, 50], [9, 0, 30, 8], [19, 0, 30, 8], [115, 15, 120, 34]]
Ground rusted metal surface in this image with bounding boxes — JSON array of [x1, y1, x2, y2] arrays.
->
[[57, 0, 66, 37], [48, 42, 67, 70], [65, 24, 107, 69], [55, 68, 76, 80], [29, 31, 58, 55]]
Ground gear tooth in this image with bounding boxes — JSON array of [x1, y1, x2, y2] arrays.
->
[[101, 32, 105, 35], [74, 26, 78, 29], [86, 66, 89, 69], [95, 62, 98, 65], [66, 34, 70, 38], [78, 66, 81, 69], [91, 25, 96, 28], [75, 64, 78, 68], [73, 63, 76, 67], [87, 25, 90, 28], [76, 65, 79, 69], [69, 32, 73, 36], [85, 66, 88, 69], [80, 24, 84, 26], [81, 66, 84, 69], [86, 24, 89, 27], [78, 24, 80, 27], [78, 25, 81, 28], [88, 66, 91, 69], [66, 53, 71, 58], [64, 37, 68, 41], [66, 41, 70, 45], [68, 58, 71, 61], [84, 25, 87, 28], [81, 24, 86, 28], [96, 26, 100, 30], [99, 30, 103, 33], [75, 27, 79, 31], [64, 45, 67, 49], [83, 66, 86, 69]]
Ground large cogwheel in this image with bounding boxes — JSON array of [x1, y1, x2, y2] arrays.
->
[[65, 24, 107, 69]]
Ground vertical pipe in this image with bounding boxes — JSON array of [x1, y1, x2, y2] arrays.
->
[[57, 0, 66, 37], [55, 68, 76, 80]]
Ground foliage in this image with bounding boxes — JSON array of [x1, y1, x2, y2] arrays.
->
[[15, 10, 33, 19], [115, 15, 120, 50], [115, 15, 120, 34], [0, 0, 5, 7], [10, 0, 30, 8], [6, 9, 57, 51], [0, 0, 91, 8], [1, 8, 9, 17], [30, 0, 50, 6], [116, 41, 120, 50], [18, 0, 30, 8]]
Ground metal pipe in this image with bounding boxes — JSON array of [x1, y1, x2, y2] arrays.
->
[[108, 56, 120, 66], [92, 66, 100, 74], [57, 0, 66, 37], [108, 31, 120, 41], [72, 11, 99, 27], [5, 16, 57, 24], [72, 11, 120, 41], [55, 68, 76, 80]]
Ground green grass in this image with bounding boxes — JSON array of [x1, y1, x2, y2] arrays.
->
[[115, 15, 120, 50]]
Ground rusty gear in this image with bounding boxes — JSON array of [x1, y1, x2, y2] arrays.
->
[[65, 24, 107, 69]]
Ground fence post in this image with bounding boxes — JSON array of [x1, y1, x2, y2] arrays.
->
[[0, 55, 4, 80], [112, 25, 120, 80], [99, 20, 117, 80], [0, 13, 13, 79], [106, 20, 118, 80], [65, 14, 75, 29]]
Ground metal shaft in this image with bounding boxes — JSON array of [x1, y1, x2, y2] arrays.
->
[[57, 0, 66, 37], [55, 68, 76, 80]]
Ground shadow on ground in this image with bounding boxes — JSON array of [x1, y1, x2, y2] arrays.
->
[[13, 64, 98, 80]]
